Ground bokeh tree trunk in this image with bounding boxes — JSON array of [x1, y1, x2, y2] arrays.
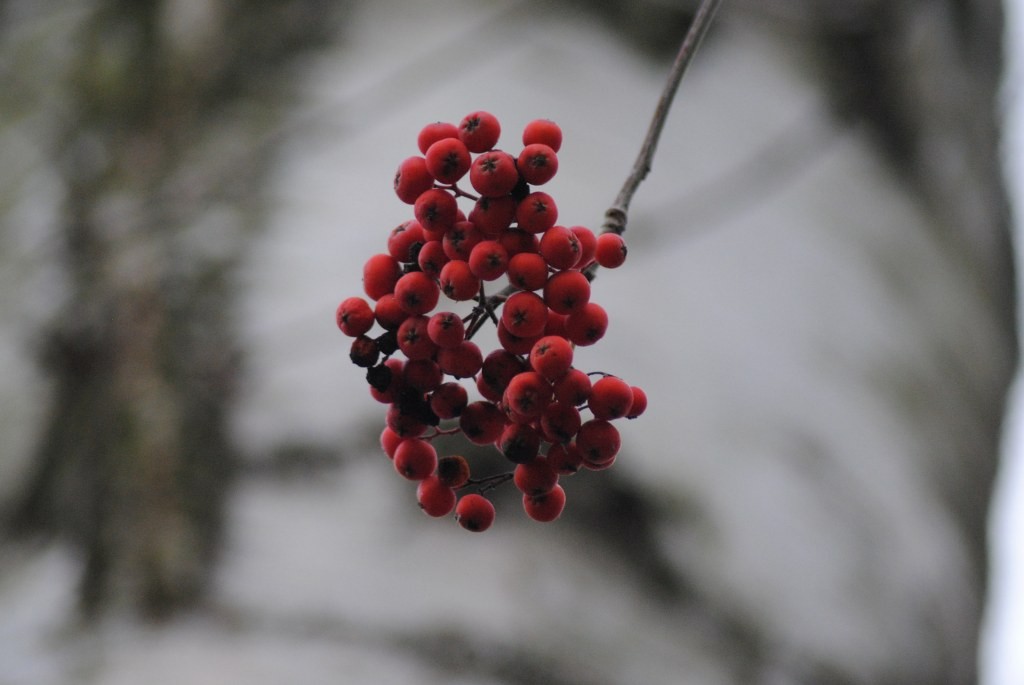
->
[[6, 0, 343, 618]]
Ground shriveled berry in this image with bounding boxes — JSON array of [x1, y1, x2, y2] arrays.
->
[[349, 335, 379, 367], [437, 454, 471, 488], [456, 493, 496, 532]]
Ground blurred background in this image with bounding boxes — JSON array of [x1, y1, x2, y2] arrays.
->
[[0, 0, 1020, 683]]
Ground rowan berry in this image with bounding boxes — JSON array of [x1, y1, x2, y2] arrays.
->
[[595, 232, 627, 268], [517, 143, 559, 185], [469, 150, 519, 197], [539, 401, 581, 444], [369, 357, 405, 403], [427, 311, 465, 349], [529, 335, 574, 380], [394, 156, 434, 204], [523, 484, 566, 522], [456, 493, 496, 532], [436, 454, 471, 488], [515, 191, 558, 234], [336, 296, 375, 337], [349, 335, 379, 368], [437, 340, 483, 378], [496, 321, 541, 355], [546, 442, 583, 475], [387, 220, 426, 263], [443, 220, 483, 261], [564, 302, 608, 346], [417, 121, 460, 154], [414, 188, 459, 234], [363, 254, 402, 301], [499, 228, 540, 257], [514, 457, 558, 496], [468, 240, 509, 281], [417, 476, 457, 517], [543, 270, 590, 315], [397, 315, 439, 361], [394, 271, 440, 316], [544, 311, 569, 338], [374, 293, 409, 331], [522, 118, 562, 152], [458, 401, 506, 445], [439, 259, 481, 301], [416, 239, 449, 277], [394, 438, 438, 480], [459, 110, 501, 153], [570, 225, 597, 268], [478, 349, 528, 402], [380, 425, 403, 459], [403, 358, 443, 393], [575, 419, 620, 464], [503, 370, 552, 419], [539, 225, 581, 270], [552, 367, 592, 406], [499, 422, 542, 463], [429, 381, 468, 419], [425, 137, 471, 184], [468, 195, 516, 237], [386, 404, 429, 440], [626, 386, 648, 418], [501, 291, 548, 338], [589, 375, 634, 420]]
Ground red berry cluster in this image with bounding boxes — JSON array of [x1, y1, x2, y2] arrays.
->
[[335, 111, 645, 532]]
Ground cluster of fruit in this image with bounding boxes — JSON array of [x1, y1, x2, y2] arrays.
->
[[335, 111, 645, 531]]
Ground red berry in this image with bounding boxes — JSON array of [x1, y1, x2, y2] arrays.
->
[[429, 382, 468, 419], [394, 438, 438, 480], [552, 368, 592, 407], [496, 321, 542, 355], [425, 137, 471, 184], [626, 386, 648, 418], [570, 225, 597, 268], [403, 358, 443, 393], [468, 195, 516, 237], [515, 191, 558, 234], [501, 291, 548, 338], [414, 188, 458, 234], [514, 457, 558, 496], [499, 228, 540, 258], [522, 118, 562, 152], [394, 156, 434, 204], [506, 252, 548, 292], [503, 370, 552, 419], [546, 442, 583, 474], [589, 375, 634, 420], [417, 476, 457, 517], [564, 302, 608, 346], [529, 335, 574, 380], [575, 419, 620, 464], [417, 121, 460, 155], [443, 220, 483, 261], [439, 259, 481, 301], [394, 271, 440, 315], [539, 225, 581, 270], [374, 293, 409, 331], [595, 232, 628, 268], [427, 311, 465, 348], [387, 220, 426, 263], [386, 404, 428, 439], [436, 340, 483, 378], [458, 401, 506, 445], [369, 358, 404, 403], [517, 143, 558, 185], [417, 239, 449, 277], [469, 150, 519, 197], [336, 297, 374, 337], [468, 240, 509, 281], [397, 315, 439, 360], [362, 254, 402, 301], [523, 484, 566, 522], [380, 425, 403, 459], [456, 493, 496, 532], [499, 421, 542, 463], [459, 110, 501, 153], [478, 349, 528, 402], [540, 401, 581, 444], [543, 270, 590, 315]]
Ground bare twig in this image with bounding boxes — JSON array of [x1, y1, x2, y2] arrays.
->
[[601, 0, 723, 237]]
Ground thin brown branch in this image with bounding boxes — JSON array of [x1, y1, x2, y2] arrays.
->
[[602, 0, 723, 237]]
